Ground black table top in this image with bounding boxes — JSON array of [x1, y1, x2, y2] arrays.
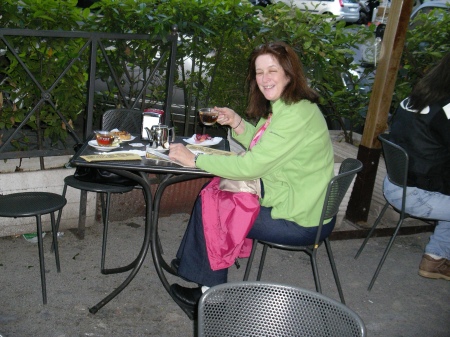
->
[[70, 135, 229, 176]]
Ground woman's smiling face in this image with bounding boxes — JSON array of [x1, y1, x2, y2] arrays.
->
[[255, 54, 290, 102]]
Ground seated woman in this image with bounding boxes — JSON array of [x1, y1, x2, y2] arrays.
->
[[384, 52, 450, 281], [168, 41, 335, 318]]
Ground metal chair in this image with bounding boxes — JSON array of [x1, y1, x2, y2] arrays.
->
[[101, 108, 144, 133], [243, 158, 363, 304], [61, 108, 142, 274], [197, 281, 366, 337], [354, 133, 437, 290], [0, 192, 67, 304]]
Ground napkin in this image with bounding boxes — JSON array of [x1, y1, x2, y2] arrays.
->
[[80, 152, 142, 162]]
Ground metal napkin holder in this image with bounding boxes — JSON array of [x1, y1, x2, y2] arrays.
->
[[141, 109, 164, 139]]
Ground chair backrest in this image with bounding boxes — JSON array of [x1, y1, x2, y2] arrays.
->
[[378, 133, 409, 188], [101, 108, 143, 134], [321, 158, 363, 222], [197, 281, 366, 337]]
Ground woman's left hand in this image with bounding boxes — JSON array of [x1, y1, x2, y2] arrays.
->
[[169, 143, 196, 167]]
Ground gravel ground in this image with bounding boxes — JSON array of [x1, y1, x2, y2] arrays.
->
[[0, 214, 449, 337]]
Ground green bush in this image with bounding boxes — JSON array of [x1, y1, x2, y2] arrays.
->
[[1, 0, 448, 151], [0, 0, 89, 149]]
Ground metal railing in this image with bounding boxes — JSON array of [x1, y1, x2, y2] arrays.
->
[[0, 26, 178, 164]]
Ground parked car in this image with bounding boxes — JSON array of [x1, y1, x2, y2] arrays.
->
[[361, 0, 448, 64], [274, 0, 361, 23], [410, 0, 449, 23], [249, 0, 273, 6]]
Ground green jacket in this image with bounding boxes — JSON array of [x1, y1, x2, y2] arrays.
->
[[196, 99, 334, 227]]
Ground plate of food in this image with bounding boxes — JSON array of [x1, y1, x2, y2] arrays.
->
[[183, 134, 223, 146], [88, 140, 120, 151], [111, 130, 136, 142]]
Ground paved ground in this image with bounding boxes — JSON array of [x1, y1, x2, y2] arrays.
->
[[0, 213, 449, 337]]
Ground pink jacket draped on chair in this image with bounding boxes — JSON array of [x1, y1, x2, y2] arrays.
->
[[201, 177, 260, 271], [201, 115, 271, 270]]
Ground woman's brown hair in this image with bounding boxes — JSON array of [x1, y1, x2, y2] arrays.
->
[[409, 52, 450, 112], [246, 41, 319, 119]]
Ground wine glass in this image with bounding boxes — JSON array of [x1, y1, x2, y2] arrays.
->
[[198, 108, 218, 126]]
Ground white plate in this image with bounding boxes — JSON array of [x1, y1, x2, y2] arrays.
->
[[110, 129, 136, 142], [183, 135, 223, 146], [119, 135, 136, 142], [88, 140, 120, 151]]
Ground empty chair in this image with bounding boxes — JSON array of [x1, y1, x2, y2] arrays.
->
[[61, 108, 142, 274], [101, 108, 144, 133], [244, 158, 363, 304], [197, 281, 366, 337], [0, 192, 66, 304], [355, 133, 437, 290]]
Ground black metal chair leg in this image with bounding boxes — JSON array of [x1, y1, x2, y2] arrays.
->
[[243, 239, 258, 281], [52, 182, 68, 253], [36, 215, 47, 305], [355, 201, 390, 259], [368, 217, 405, 290], [325, 239, 345, 304], [50, 212, 61, 273], [101, 192, 112, 273], [310, 252, 322, 294], [256, 244, 268, 281], [56, 182, 68, 233]]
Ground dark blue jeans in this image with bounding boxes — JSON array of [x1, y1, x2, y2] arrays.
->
[[176, 196, 336, 287]]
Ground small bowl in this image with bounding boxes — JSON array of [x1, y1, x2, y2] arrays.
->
[[95, 130, 115, 146]]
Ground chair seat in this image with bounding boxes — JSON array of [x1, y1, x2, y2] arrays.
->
[[64, 175, 134, 194], [0, 192, 67, 217], [0, 191, 66, 305], [258, 240, 316, 251]]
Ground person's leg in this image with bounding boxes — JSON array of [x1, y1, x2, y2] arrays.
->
[[383, 177, 450, 222], [383, 178, 450, 280], [384, 178, 450, 256], [419, 220, 450, 281], [171, 195, 229, 319], [175, 196, 228, 287], [426, 221, 450, 260], [247, 206, 335, 245]]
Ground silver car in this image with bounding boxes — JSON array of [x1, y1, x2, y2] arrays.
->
[[275, 0, 361, 23]]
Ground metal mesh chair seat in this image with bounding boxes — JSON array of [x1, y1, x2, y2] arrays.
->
[[355, 133, 438, 290], [0, 192, 66, 217], [0, 192, 67, 304], [244, 158, 363, 304], [198, 281, 366, 337], [64, 175, 134, 194]]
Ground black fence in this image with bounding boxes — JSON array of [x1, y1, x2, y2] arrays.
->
[[0, 27, 178, 163]]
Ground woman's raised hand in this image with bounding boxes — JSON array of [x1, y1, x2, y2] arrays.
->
[[215, 106, 244, 133], [215, 107, 237, 127]]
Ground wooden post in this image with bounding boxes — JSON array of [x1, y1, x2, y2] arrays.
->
[[346, 0, 414, 224]]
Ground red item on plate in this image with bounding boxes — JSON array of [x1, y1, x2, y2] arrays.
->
[[195, 134, 212, 143]]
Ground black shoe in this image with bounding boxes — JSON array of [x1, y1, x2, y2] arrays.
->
[[171, 258, 181, 274], [170, 283, 203, 320]]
